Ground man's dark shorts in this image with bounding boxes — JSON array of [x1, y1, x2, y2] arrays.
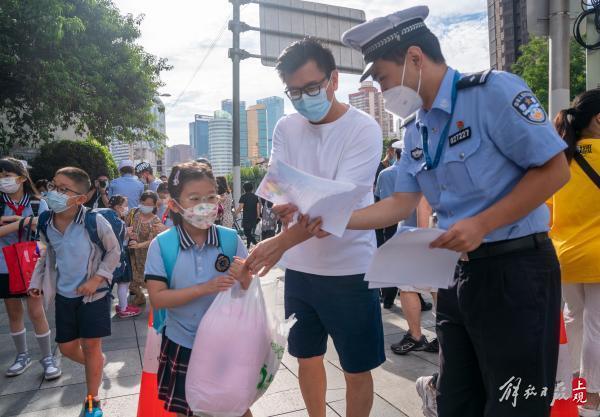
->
[[284, 269, 386, 374], [55, 293, 111, 343]]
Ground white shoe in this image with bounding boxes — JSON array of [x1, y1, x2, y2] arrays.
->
[[5, 352, 32, 376], [40, 355, 62, 380], [416, 374, 438, 417]]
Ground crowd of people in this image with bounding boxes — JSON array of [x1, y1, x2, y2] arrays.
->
[[0, 5, 599, 417]]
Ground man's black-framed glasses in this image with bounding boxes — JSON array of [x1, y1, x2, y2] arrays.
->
[[285, 76, 330, 101], [47, 182, 80, 195]]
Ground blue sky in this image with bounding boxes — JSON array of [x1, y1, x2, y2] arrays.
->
[[113, 0, 490, 145]]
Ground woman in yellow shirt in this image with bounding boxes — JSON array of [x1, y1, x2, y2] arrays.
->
[[551, 88, 600, 417]]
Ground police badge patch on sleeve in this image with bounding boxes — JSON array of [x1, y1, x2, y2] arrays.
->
[[512, 91, 547, 124]]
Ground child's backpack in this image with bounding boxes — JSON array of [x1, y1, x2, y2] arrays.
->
[[152, 225, 238, 332], [37, 207, 125, 279]]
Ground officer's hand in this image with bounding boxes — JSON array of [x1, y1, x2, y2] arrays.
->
[[429, 217, 487, 253], [272, 203, 297, 230]]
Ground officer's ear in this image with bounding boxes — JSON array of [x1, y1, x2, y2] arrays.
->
[[330, 69, 339, 91], [405, 46, 424, 69]]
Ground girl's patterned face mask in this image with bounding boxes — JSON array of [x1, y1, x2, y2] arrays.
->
[[178, 201, 219, 230]]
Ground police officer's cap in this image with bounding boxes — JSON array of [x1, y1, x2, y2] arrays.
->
[[135, 161, 152, 174], [342, 6, 431, 82]]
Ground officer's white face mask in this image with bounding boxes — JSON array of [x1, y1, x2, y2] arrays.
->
[[382, 59, 423, 119]]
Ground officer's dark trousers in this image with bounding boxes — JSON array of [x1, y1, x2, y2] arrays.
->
[[436, 240, 561, 417]]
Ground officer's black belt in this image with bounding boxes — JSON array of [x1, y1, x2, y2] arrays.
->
[[467, 232, 549, 261]]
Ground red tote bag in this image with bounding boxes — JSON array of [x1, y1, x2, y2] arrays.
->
[[2, 217, 39, 295]]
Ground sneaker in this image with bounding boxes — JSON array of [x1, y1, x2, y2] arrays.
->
[[391, 333, 428, 355], [416, 373, 438, 417], [383, 302, 394, 310], [424, 338, 439, 353], [5, 352, 32, 376], [82, 396, 103, 417], [40, 355, 62, 380], [117, 305, 142, 318]]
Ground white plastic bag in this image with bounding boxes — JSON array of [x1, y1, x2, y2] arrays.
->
[[186, 277, 295, 417]]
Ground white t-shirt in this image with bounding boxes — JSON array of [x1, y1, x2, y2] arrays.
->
[[270, 106, 382, 276]]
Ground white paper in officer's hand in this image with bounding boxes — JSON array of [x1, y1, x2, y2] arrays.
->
[[366, 228, 461, 289], [256, 159, 370, 237]]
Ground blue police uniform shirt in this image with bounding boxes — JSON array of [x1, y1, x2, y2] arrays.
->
[[394, 67, 567, 242], [144, 225, 248, 349], [45, 207, 93, 298], [109, 174, 144, 209], [375, 163, 417, 227], [0, 195, 49, 274]]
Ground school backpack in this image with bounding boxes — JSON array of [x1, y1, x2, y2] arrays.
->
[[37, 208, 126, 279], [152, 225, 238, 333]]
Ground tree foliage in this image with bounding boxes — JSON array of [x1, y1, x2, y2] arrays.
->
[[30, 139, 118, 182], [226, 166, 268, 190], [512, 36, 587, 111], [0, 0, 171, 152]]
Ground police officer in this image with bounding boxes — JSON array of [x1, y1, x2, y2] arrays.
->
[[338, 6, 571, 417]]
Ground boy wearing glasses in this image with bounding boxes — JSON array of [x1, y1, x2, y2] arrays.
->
[[246, 38, 385, 417], [29, 167, 121, 417]]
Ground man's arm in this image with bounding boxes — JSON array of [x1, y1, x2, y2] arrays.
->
[[416, 197, 432, 228], [235, 203, 244, 216], [347, 191, 422, 230], [430, 153, 570, 251]]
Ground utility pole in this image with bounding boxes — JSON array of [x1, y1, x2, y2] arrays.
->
[[586, 13, 600, 89], [548, 0, 570, 119], [229, 0, 243, 205]]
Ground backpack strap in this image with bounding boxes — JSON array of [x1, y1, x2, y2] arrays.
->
[[84, 210, 106, 255], [216, 225, 238, 260], [36, 210, 53, 243], [153, 227, 180, 333], [29, 200, 40, 217], [574, 152, 600, 189]]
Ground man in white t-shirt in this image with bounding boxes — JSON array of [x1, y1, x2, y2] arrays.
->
[[245, 38, 385, 417]]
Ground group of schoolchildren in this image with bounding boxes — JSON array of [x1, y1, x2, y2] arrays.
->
[[0, 157, 256, 417]]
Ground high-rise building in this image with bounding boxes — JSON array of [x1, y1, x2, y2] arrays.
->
[[247, 104, 269, 163], [150, 98, 167, 175], [487, 0, 528, 71], [189, 114, 212, 159], [256, 96, 284, 157], [166, 144, 194, 173], [208, 110, 233, 176], [349, 81, 394, 138], [221, 99, 249, 166]]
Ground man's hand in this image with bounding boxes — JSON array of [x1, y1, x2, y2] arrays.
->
[[429, 216, 488, 253], [27, 288, 41, 298], [299, 215, 330, 239], [228, 257, 252, 289], [272, 203, 298, 230], [77, 275, 105, 297], [245, 236, 287, 277], [203, 276, 236, 294]]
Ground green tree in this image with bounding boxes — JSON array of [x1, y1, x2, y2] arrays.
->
[[30, 139, 118, 182], [226, 166, 268, 191], [512, 36, 586, 111], [0, 0, 171, 152]]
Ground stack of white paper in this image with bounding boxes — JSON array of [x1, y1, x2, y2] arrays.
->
[[256, 159, 371, 238], [366, 228, 461, 289]]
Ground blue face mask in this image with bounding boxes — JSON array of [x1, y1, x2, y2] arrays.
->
[[43, 191, 71, 213], [292, 81, 333, 123]]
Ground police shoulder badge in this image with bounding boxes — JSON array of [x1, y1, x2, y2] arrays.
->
[[512, 91, 547, 124], [411, 147, 424, 160], [215, 254, 231, 272]]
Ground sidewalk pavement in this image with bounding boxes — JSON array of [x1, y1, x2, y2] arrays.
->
[[0, 268, 439, 417]]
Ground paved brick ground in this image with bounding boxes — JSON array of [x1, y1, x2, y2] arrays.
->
[[0, 268, 438, 416]]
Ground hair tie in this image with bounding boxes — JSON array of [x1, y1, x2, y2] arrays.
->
[[566, 108, 578, 116]]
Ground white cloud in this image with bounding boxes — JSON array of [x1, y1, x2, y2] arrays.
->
[[113, 0, 489, 145]]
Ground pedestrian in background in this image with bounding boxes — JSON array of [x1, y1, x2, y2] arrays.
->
[[236, 182, 260, 249], [216, 176, 234, 229], [551, 88, 600, 417], [127, 190, 161, 306], [109, 160, 144, 209]]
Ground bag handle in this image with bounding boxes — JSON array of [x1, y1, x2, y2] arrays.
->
[[17, 217, 26, 243], [574, 152, 600, 189]]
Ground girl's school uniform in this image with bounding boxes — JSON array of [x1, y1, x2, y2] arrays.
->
[[144, 225, 248, 417]]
